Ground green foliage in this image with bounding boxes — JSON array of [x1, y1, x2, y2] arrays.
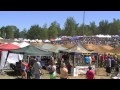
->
[[64, 17, 77, 36], [1, 17, 120, 39], [4, 26, 14, 39], [42, 24, 48, 39], [48, 21, 59, 39], [0, 26, 6, 38], [20, 28, 27, 39], [27, 25, 41, 39]]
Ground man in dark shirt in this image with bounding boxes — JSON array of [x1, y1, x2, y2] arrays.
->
[[105, 57, 111, 76]]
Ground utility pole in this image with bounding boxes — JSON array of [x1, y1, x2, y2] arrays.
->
[[83, 11, 85, 36]]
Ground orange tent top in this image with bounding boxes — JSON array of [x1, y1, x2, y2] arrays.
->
[[0, 43, 20, 51]]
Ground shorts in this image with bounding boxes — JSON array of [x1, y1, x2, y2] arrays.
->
[[106, 67, 111, 73], [50, 74, 56, 79]]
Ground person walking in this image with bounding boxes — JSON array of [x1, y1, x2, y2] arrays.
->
[[33, 59, 42, 79], [60, 63, 68, 79]]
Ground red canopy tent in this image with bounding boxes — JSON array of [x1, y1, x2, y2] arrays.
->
[[0, 43, 6, 46], [0, 43, 20, 51], [0, 43, 20, 70]]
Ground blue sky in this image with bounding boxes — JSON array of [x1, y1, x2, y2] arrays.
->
[[0, 11, 120, 30]]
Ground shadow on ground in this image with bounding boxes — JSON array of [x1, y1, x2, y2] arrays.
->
[[5, 71, 20, 77], [15, 77, 22, 79]]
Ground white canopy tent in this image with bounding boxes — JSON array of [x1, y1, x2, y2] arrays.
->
[[12, 42, 20, 46], [19, 42, 30, 48], [44, 39, 50, 43]]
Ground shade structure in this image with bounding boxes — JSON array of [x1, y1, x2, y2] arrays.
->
[[49, 45, 67, 53], [19, 42, 30, 48], [0, 43, 20, 51], [8, 45, 52, 56]]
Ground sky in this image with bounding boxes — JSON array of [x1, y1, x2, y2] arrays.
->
[[0, 11, 120, 30]]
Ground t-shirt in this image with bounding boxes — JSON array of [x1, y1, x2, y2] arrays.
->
[[21, 62, 27, 71], [100, 55, 104, 61], [104, 55, 108, 61], [84, 56, 90, 64], [33, 61, 42, 74], [105, 58, 111, 67], [92, 56, 95, 61], [86, 70, 94, 79], [48, 65, 56, 75], [111, 59, 115, 66], [89, 56, 92, 64]]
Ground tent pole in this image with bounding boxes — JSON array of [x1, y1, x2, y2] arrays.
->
[[27, 55, 30, 63], [4, 51, 9, 69]]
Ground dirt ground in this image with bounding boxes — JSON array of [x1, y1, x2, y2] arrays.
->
[[83, 44, 113, 53], [0, 68, 111, 79]]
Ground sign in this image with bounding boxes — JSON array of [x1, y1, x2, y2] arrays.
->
[[76, 65, 95, 75]]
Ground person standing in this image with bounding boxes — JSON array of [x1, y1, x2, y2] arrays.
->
[[60, 63, 68, 79], [105, 57, 112, 76], [114, 60, 119, 76], [27, 62, 33, 79], [111, 56, 115, 72], [21, 60, 27, 79], [47, 61, 56, 79], [33, 59, 42, 79], [86, 66, 95, 79]]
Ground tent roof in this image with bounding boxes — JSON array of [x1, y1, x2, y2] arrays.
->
[[44, 40, 50, 42], [38, 44, 55, 50], [0, 43, 20, 51], [49, 45, 67, 53], [12, 42, 20, 46], [19, 42, 30, 48], [60, 43, 91, 54], [9, 45, 52, 56]]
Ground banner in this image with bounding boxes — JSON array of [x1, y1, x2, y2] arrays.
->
[[76, 65, 95, 75], [71, 67, 78, 76]]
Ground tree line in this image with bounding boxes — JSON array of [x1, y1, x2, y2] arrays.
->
[[0, 17, 120, 40]]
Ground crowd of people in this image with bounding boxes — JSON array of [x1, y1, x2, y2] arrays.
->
[[9, 51, 120, 79], [12, 56, 69, 79], [58, 36, 120, 48]]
